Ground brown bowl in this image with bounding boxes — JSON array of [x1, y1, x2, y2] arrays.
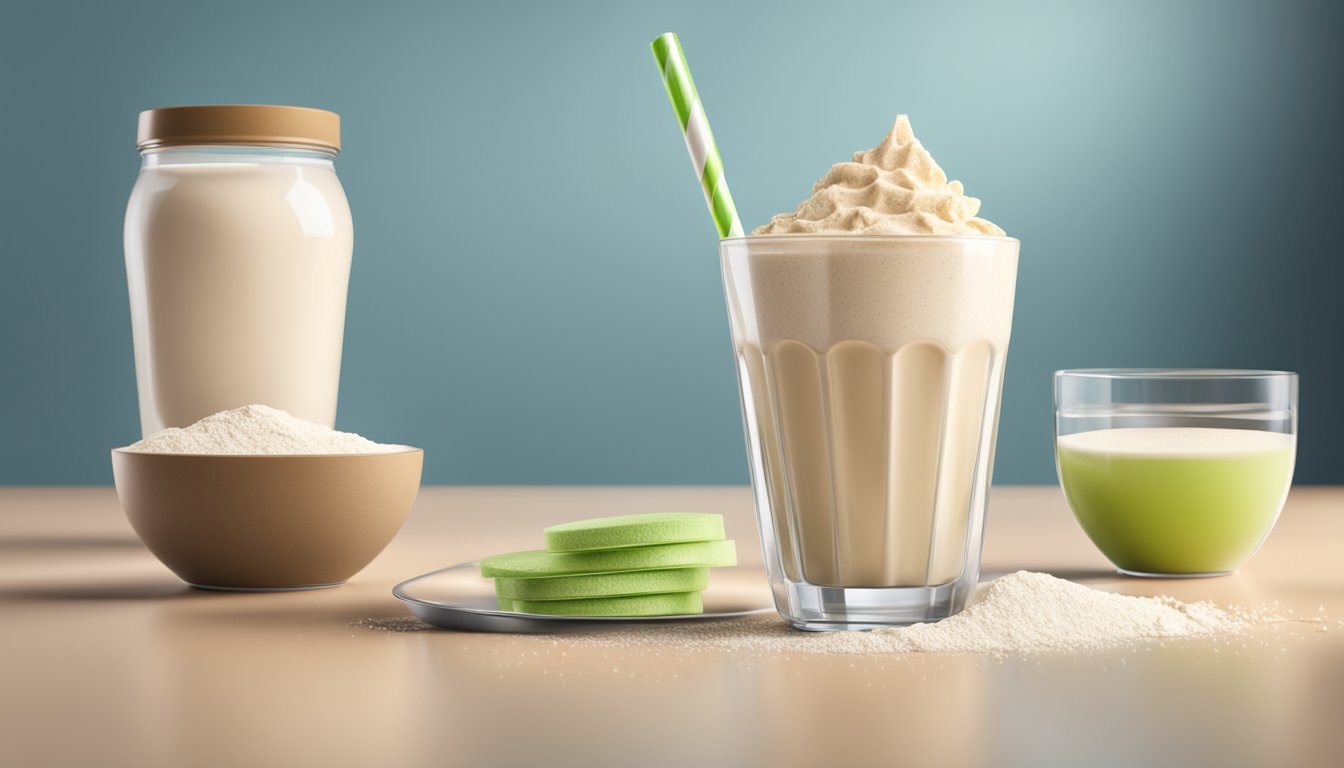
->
[[111, 447, 423, 591]]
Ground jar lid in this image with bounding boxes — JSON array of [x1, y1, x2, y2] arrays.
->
[[136, 104, 340, 153]]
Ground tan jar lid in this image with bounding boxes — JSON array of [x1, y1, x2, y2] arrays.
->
[[136, 104, 340, 153]]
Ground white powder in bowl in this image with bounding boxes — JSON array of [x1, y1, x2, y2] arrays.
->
[[125, 404, 396, 455]]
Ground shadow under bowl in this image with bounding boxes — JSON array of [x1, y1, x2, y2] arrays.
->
[[111, 447, 423, 591]]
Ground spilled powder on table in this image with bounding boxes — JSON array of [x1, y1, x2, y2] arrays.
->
[[564, 571, 1253, 655], [354, 616, 434, 633], [361, 572, 1276, 655]]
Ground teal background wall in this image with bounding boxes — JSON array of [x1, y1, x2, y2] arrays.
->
[[1, 0, 1340, 485]]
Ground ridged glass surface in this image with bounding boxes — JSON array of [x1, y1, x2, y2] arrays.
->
[[738, 339, 1001, 587]]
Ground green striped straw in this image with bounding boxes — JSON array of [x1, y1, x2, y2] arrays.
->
[[650, 32, 744, 239]]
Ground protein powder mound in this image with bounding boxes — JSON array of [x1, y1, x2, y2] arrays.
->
[[559, 571, 1255, 656], [125, 404, 394, 455]]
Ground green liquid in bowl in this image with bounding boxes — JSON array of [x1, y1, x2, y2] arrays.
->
[[1056, 427, 1295, 575]]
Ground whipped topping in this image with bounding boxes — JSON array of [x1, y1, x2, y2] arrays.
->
[[753, 115, 1004, 237]]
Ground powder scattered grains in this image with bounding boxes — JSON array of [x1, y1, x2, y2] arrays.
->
[[358, 571, 1259, 656], [870, 571, 1243, 654], [562, 571, 1251, 656]]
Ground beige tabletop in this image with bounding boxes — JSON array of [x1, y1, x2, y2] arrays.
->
[[1, 485, 1340, 768]]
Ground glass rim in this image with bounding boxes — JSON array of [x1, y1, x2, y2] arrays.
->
[[140, 143, 338, 159], [720, 233, 1020, 245], [1055, 368, 1296, 381]]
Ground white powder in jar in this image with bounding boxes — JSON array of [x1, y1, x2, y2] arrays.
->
[[125, 404, 396, 455]]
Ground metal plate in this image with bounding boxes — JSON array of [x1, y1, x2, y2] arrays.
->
[[393, 561, 775, 633]]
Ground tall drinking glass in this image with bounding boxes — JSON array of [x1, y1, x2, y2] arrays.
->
[[721, 235, 1020, 629]]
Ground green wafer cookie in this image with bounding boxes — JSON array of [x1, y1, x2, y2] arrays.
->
[[544, 513, 725, 552], [480, 539, 737, 578], [495, 567, 708, 601], [506, 590, 704, 617]]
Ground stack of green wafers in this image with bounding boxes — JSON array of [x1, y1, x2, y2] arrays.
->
[[480, 513, 737, 617]]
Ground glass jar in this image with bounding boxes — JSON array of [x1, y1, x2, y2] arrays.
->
[[124, 105, 353, 435]]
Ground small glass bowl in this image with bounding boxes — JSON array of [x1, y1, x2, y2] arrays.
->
[[1054, 369, 1297, 577]]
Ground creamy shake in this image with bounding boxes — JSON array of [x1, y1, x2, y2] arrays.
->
[[723, 116, 1017, 613], [725, 238, 1016, 588]]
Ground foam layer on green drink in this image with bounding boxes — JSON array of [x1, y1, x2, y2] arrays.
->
[[494, 567, 708, 601], [1057, 427, 1295, 575], [504, 591, 704, 617], [479, 539, 737, 578], [1058, 427, 1294, 457], [544, 513, 725, 552]]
